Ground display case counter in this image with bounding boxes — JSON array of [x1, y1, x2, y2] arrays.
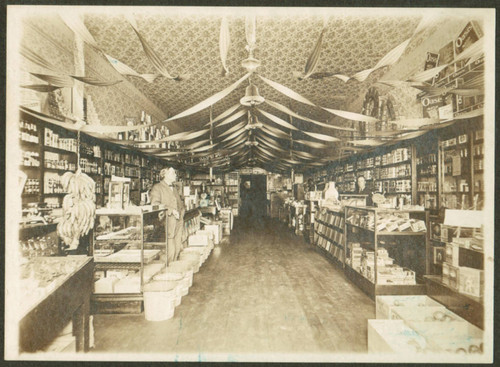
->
[[18, 256, 93, 353], [344, 206, 429, 299], [91, 206, 168, 314]]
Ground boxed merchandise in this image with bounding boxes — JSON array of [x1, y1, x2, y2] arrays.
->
[[188, 233, 210, 247], [431, 223, 451, 242], [458, 266, 484, 297], [376, 295, 444, 319], [94, 277, 119, 293], [114, 274, 141, 293], [367, 319, 428, 354], [204, 223, 222, 244], [448, 264, 459, 290], [445, 243, 460, 267]]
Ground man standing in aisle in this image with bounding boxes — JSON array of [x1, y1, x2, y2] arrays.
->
[[356, 175, 373, 206], [150, 167, 185, 263]]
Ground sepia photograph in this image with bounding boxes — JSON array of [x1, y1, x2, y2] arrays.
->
[[4, 4, 496, 363]]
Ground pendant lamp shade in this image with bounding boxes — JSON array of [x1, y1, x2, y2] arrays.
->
[[240, 83, 265, 106]]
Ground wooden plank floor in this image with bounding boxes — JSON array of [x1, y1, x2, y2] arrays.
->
[[91, 216, 375, 357]]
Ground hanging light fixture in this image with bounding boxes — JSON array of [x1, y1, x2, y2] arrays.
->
[[240, 83, 265, 106], [241, 55, 261, 73]]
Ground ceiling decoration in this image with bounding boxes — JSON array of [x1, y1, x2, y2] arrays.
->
[[20, 9, 483, 173]]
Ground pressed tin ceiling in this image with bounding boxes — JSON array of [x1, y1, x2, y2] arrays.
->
[[82, 10, 421, 131]]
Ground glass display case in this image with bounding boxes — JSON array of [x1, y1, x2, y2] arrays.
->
[[344, 206, 429, 299], [91, 206, 168, 314]]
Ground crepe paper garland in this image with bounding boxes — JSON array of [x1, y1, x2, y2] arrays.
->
[[221, 134, 249, 150], [218, 120, 247, 138], [321, 107, 378, 124], [302, 131, 341, 142], [257, 108, 298, 131], [214, 109, 247, 129], [104, 54, 159, 83], [30, 72, 74, 88], [245, 15, 257, 51], [391, 117, 439, 128], [165, 73, 250, 122], [265, 100, 355, 132], [293, 139, 329, 149], [185, 139, 211, 150], [258, 124, 291, 141], [203, 104, 241, 127], [20, 46, 58, 72], [255, 138, 288, 154], [220, 127, 248, 143], [70, 75, 123, 87], [59, 13, 100, 50], [219, 17, 231, 76], [391, 130, 428, 141], [21, 84, 62, 93], [347, 139, 385, 146], [407, 65, 449, 83], [293, 26, 327, 80], [258, 75, 316, 106], [373, 38, 412, 71]]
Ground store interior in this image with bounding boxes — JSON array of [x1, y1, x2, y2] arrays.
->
[[6, 6, 494, 363]]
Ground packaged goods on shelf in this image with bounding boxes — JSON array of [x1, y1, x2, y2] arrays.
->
[[458, 267, 484, 297], [445, 243, 460, 267], [368, 319, 428, 354], [94, 277, 120, 293]]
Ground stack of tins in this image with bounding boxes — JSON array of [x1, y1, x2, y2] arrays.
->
[[142, 280, 178, 321]]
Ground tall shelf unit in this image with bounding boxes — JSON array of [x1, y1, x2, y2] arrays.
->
[[224, 171, 240, 217]]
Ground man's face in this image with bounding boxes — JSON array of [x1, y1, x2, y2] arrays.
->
[[357, 177, 365, 189], [164, 168, 177, 184]]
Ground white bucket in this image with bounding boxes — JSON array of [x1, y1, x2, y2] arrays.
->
[[143, 281, 177, 321]]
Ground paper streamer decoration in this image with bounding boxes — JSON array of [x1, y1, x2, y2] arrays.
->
[[219, 120, 247, 138], [59, 13, 100, 49], [245, 15, 257, 50], [302, 131, 340, 142], [214, 109, 247, 128], [293, 26, 326, 80], [392, 117, 439, 128], [347, 139, 385, 146], [104, 54, 158, 83], [20, 46, 58, 72], [30, 72, 74, 88], [258, 75, 316, 106], [407, 65, 448, 82], [257, 109, 298, 131], [21, 84, 62, 92], [219, 17, 231, 76], [221, 127, 248, 143], [321, 107, 378, 123], [203, 104, 241, 127], [70, 75, 122, 86], [265, 100, 355, 132], [259, 124, 290, 140], [294, 139, 329, 149], [185, 139, 211, 149], [165, 73, 250, 122]]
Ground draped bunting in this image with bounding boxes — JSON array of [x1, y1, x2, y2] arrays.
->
[[259, 124, 290, 140], [255, 137, 288, 153], [219, 17, 231, 76], [165, 73, 250, 122], [265, 99, 355, 131], [321, 107, 378, 123], [219, 120, 247, 138], [302, 131, 340, 142], [21, 84, 62, 92], [214, 109, 247, 128], [129, 21, 178, 80], [258, 75, 316, 106], [59, 13, 100, 49], [70, 75, 123, 86], [347, 139, 385, 146], [294, 139, 329, 149], [304, 27, 326, 79], [20, 46, 58, 72], [257, 109, 298, 131], [221, 127, 248, 143], [204, 104, 241, 127], [104, 54, 159, 83], [30, 72, 74, 88]]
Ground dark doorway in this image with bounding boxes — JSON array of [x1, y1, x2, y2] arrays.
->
[[240, 175, 267, 222]]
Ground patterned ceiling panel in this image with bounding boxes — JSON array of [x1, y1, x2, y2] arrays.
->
[[83, 11, 421, 131]]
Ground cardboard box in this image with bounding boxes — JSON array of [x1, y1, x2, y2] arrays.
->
[[458, 266, 484, 297], [376, 295, 443, 319], [204, 224, 222, 244], [367, 319, 428, 354], [448, 264, 459, 290], [94, 277, 119, 293], [445, 243, 460, 267], [114, 274, 141, 293], [188, 233, 210, 247]]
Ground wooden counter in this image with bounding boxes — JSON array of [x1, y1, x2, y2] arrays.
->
[[19, 256, 94, 353]]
